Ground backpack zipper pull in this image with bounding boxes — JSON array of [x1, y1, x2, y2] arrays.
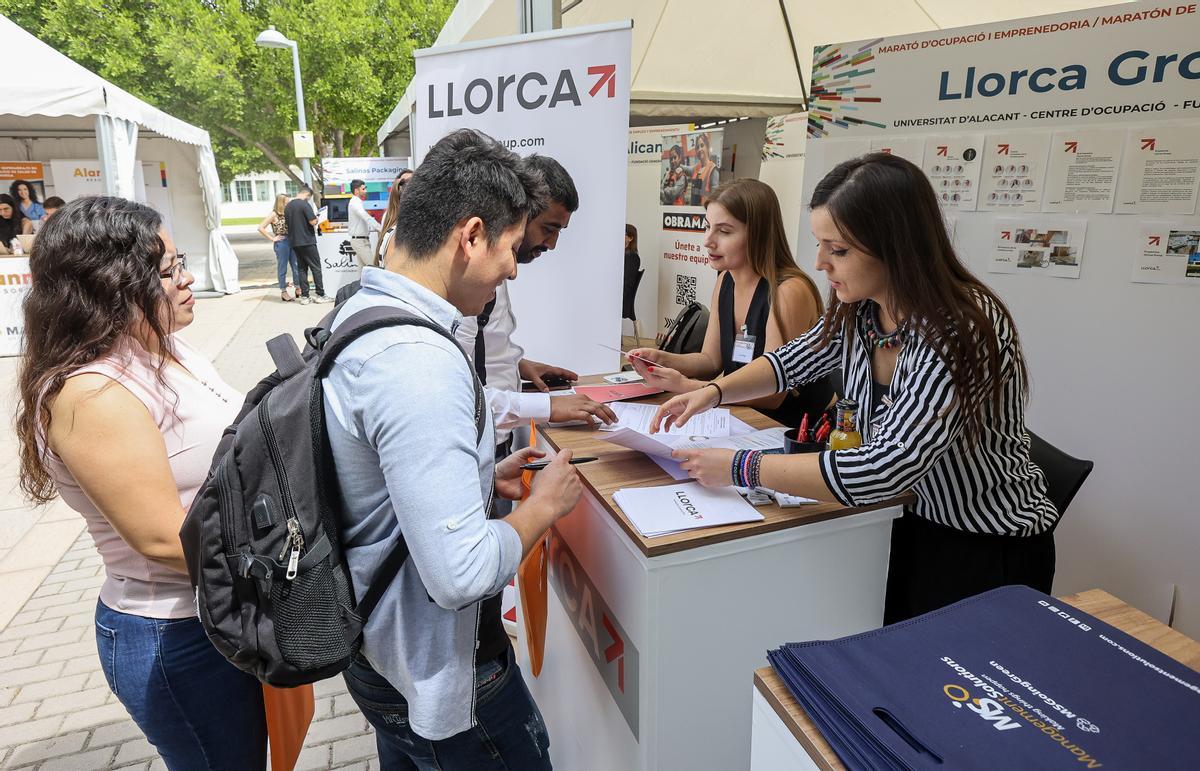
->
[[279, 518, 303, 564], [286, 545, 301, 581]]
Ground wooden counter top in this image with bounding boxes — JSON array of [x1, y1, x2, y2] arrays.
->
[[539, 388, 913, 558], [752, 589, 1200, 771]]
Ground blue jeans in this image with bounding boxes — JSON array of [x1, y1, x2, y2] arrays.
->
[[273, 237, 300, 290], [95, 601, 267, 770], [344, 645, 552, 770]]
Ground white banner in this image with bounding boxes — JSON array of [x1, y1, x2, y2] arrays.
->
[[49, 159, 146, 203], [0, 257, 31, 357], [807, 3, 1200, 140], [412, 22, 632, 376], [658, 128, 723, 336]]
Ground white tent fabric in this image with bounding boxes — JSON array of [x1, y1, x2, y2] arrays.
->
[[379, 0, 1136, 146], [0, 15, 238, 293]]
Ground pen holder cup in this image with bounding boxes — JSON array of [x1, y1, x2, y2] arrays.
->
[[784, 428, 826, 454]]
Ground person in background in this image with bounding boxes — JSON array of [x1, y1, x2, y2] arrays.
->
[[687, 133, 720, 206], [0, 193, 33, 249], [455, 154, 617, 483], [10, 179, 45, 221], [15, 196, 267, 768], [623, 223, 641, 318], [327, 129, 579, 768], [284, 185, 332, 305], [661, 145, 686, 205], [374, 169, 412, 265], [258, 193, 300, 302], [655, 153, 1056, 624], [348, 178, 381, 270], [42, 196, 65, 218], [631, 178, 832, 425]]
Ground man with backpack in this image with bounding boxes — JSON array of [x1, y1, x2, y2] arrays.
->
[[323, 129, 582, 766]]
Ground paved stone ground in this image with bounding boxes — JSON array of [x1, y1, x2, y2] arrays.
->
[[0, 287, 383, 770]]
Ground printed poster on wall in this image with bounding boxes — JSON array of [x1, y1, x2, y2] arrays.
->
[[870, 136, 925, 167], [1115, 125, 1200, 215], [977, 133, 1050, 211], [412, 22, 632, 376], [806, 3, 1200, 141], [0, 162, 46, 206], [990, 217, 1088, 279], [658, 128, 722, 336], [1042, 128, 1124, 213], [1133, 223, 1200, 285], [320, 156, 411, 221], [922, 135, 983, 211]]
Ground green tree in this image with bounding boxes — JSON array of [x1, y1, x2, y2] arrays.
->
[[0, 0, 453, 183]]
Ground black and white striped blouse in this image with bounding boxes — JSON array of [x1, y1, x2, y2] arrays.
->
[[764, 297, 1057, 536]]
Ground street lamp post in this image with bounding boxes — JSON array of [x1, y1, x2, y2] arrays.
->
[[255, 25, 312, 188]]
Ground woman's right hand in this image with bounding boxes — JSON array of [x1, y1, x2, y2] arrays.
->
[[273, 234, 285, 242], [651, 385, 719, 433]]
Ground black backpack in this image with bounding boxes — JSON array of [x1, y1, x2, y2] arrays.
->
[[180, 304, 484, 687], [657, 301, 709, 354]]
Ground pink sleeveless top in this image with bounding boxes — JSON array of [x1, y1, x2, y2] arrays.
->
[[44, 336, 242, 618]]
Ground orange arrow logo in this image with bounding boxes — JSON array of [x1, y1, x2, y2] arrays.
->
[[1149, 235, 1161, 246], [997, 144, 1010, 155], [1064, 141, 1078, 153], [1141, 138, 1156, 150]]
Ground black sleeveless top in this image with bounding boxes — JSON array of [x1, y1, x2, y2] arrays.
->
[[717, 272, 835, 426]]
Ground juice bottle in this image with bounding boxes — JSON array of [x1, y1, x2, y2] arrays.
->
[[827, 399, 862, 450]]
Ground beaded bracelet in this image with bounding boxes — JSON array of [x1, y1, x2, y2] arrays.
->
[[730, 449, 764, 488]]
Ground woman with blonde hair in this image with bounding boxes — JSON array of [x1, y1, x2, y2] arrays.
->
[[631, 177, 833, 424], [257, 192, 300, 301]]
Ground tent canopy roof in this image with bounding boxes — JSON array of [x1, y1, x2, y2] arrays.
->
[[0, 14, 210, 147], [378, 0, 1132, 145]]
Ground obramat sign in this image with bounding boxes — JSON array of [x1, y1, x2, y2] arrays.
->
[[546, 527, 640, 738], [425, 63, 617, 117]]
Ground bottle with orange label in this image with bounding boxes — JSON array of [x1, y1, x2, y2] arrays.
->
[[827, 398, 862, 450]]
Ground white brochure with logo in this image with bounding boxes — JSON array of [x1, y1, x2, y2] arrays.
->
[[613, 482, 763, 537]]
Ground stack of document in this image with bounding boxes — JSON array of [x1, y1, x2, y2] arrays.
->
[[613, 482, 764, 537], [768, 586, 1200, 770], [597, 402, 790, 479]]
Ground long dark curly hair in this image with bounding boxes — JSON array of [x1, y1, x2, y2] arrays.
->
[[810, 152, 1029, 445], [16, 196, 174, 503]]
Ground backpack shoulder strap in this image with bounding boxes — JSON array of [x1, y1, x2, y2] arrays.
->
[[315, 304, 488, 623]]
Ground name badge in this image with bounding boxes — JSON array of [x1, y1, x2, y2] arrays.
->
[[732, 327, 756, 364]]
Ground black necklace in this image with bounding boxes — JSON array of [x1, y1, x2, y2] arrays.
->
[[865, 302, 905, 350]]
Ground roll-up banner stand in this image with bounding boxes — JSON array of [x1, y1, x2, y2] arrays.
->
[[658, 128, 723, 337], [806, 3, 1200, 630], [412, 21, 633, 376], [315, 155, 411, 298]]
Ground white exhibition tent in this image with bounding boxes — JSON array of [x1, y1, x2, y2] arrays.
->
[[0, 14, 239, 293], [377, 0, 1133, 152]]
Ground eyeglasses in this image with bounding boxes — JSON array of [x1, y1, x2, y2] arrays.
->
[[158, 254, 188, 286]]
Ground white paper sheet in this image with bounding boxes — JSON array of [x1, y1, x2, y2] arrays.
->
[[1132, 223, 1200, 285], [612, 482, 764, 537], [977, 133, 1050, 212], [601, 401, 731, 438], [1115, 126, 1200, 215], [922, 134, 984, 211], [990, 217, 1088, 279], [1042, 128, 1124, 214]]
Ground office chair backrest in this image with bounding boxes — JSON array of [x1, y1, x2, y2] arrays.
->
[[1027, 430, 1094, 530]]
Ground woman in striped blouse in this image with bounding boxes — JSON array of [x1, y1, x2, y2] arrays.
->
[[655, 152, 1057, 623]]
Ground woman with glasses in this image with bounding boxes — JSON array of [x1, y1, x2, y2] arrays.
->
[[15, 197, 267, 769]]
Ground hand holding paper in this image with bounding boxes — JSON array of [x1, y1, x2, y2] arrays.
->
[[652, 387, 720, 433], [671, 447, 736, 488]]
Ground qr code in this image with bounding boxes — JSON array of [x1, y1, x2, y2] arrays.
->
[[675, 274, 698, 305]]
